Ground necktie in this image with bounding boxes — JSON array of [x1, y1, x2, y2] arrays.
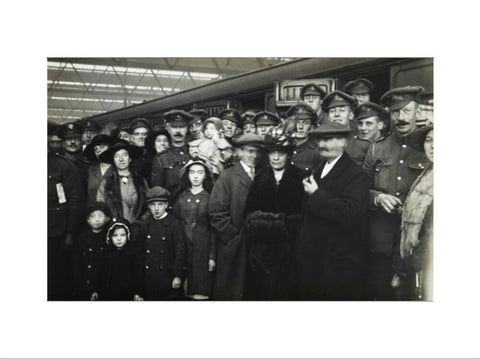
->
[[248, 166, 255, 180]]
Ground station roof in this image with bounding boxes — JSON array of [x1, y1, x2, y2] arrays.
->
[[47, 57, 296, 124]]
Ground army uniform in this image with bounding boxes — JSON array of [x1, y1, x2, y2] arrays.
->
[[301, 83, 329, 127], [362, 86, 429, 300], [48, 151, 85, 300], [346, 134, 372, 167], [290, 140, 321, 175], [150, 111, 192, 202]]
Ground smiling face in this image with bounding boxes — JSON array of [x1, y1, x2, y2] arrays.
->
[[357, 116, 385, 141], [189, 119, 203, 139], [221, 119, 237, 138], [131, 127, 149, 147], [154, 134, 170, 153]]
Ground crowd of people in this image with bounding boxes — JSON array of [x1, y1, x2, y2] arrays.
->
[[47, 78, 434, 301]]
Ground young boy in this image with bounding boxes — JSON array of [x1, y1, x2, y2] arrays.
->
[[137, 186, 186, 300], [72, 202, 110, 300]]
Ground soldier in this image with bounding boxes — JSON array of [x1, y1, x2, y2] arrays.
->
[[48, 122, 63, 153], [187, 109, 208, 142], [57, 122, 89, 191], [129, 118, 153, 182], [150, 110, 192, 202], [241, 110, 257, 134], [48, 127, 85, 300], [362, 86, 430, 300], [218, 108, 242, 139], [343, 78, 374, 105], [82, 119, 103, 148], [253, 111, 282, 138], [301, 83, 329, 126], [208, 133, 264, 300], [286, 103, 321, 175], [347, 102, 389, 167]]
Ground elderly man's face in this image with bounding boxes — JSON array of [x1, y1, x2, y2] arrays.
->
[[303, 95, 322, 112], [328, 106, 354, 127], [131, 127, 149, 147], [390, 101, 418, 137], [166, 123, 188, 145], [314, 136, 347, 162], [357, 116, 384, 141], [63, 136, 82, 154]]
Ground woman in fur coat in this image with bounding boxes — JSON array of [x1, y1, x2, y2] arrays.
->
[[397, 125, 434, 301], [96, 140, 149, 224], [243, 135, 305, 300]]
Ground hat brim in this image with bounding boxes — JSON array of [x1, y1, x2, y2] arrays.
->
[[99, 144, 143, 165], [262, 144, 296, 153], [408, 125, 433, 152], [178, 160, 211, 179]]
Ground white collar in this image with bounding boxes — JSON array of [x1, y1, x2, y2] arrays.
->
[[240, 160, 254, 174], [321, 153, 343, 178]]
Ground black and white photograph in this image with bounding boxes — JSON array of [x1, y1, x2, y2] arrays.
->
[[46, 57, 434, 302], [1, 1, 480, 358]]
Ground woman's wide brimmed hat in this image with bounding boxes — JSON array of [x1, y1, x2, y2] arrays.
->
[[261, 132, 296, 153], [178, 158, 212, 179], [83, 134, 117, 162], [408, 125, 433, 152], [98, 139, 143, 165]]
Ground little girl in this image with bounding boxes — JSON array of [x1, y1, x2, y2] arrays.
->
[[173, 159, 216, 300], [95, 218, 142, 301], [198, 117, 224, 176]]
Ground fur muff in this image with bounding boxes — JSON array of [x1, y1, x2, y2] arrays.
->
[[245, 210, 290, 274]]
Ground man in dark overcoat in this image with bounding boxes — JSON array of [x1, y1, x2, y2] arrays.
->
[[48, 127, 85, 300], [208, 133, 263, 300], [295, 122, 370, 300]]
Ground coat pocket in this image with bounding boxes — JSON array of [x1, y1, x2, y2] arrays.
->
[[373, 158, 394, 192]]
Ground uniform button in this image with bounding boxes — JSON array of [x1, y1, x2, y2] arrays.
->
[[397, 176, 402, 181], [182, 161, 186, 164], [195, 199, 200, 203], [180, 152, 184, 155], [293, 151, 297, 154], [291, 162, 294, 165], [145, 265, 149, 269], [375, 168, 379, 172], [147, 235, 151, 239], [187, 199, 191, 202], [48, 175, 52, 178], [162, 237, 166, 241], [395, 192, 400, 196], [402, 144, 407, 148], [159, 266, 164, 270], [399, 160, 404, 164], [146, 249, 150, 253], [87, 265, 91, 269], [88, 248, 92, 252]]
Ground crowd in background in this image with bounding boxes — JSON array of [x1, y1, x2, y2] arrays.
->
[[47, 78, 433, 301]]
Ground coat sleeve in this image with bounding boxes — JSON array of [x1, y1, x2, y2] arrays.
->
[[305, 171, 369, 228], [208, 172, 239, 244], [150, 155, 165, 188]]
